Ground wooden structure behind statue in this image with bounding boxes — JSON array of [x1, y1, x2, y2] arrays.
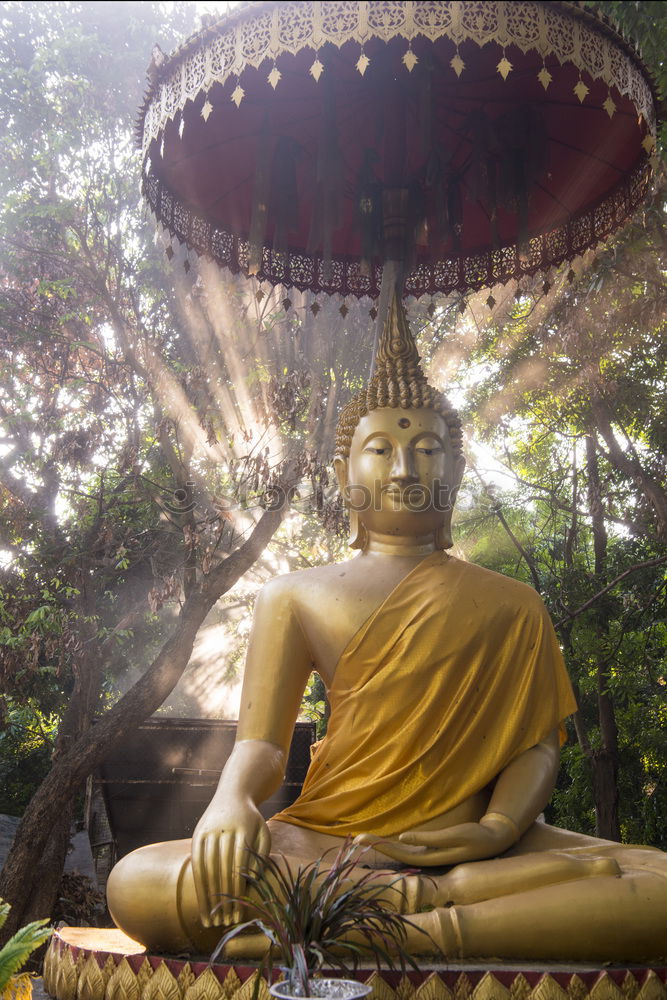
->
[[107, 298, 667, 962]]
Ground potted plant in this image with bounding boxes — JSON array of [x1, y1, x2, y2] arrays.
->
[[0, 899, 52, 1000], [211, 839, 432, 1000]]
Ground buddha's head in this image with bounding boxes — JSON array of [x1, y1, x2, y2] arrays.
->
[[334, 296, 465, 550]]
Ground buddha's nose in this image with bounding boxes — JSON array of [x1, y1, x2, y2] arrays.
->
[[391, 446, 418, 484]]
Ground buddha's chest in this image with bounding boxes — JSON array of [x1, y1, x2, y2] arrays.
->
[[295, 558, 425, 686]]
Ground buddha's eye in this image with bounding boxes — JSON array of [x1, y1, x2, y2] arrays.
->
[[415, 443, 443, 457], [364, 439, 392, 456]]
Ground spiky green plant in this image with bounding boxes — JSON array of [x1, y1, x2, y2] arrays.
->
[[211, 839, 432, 997], [0, 900, 52, 1000]]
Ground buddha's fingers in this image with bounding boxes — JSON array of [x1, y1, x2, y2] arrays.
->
[[191, 842, 203, 916], [388, 846, 466, 865], [354, 834, 411, 857], [400, 821, 514, 860], [357, 826, 486, 857], [218, 831, 236, 925], [205, 835, 223, 925], [241, 826, 270, 889], [365, 836, 495, 867], [400, 831, 468, 847], [192, 834, 211, 927], [232, 835, 248, 926], [356, 836, 449, 866], [400, 822, 489, 848], [254, 824, 271, 874], [258, 823, 271, 856]]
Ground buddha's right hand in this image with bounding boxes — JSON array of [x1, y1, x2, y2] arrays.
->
[[191, 796, 271, 927]]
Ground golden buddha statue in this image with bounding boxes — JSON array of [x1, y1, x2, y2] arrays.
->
[[107, 297, 667, 963]]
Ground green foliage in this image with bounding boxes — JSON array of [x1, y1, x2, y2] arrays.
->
[[0, 900, 51, 994], [301, 673, 329, 739], [457, 422, 667, 844], [585, 3, 667, 148], [0, 699, 56, 815], [0, 0, 373, 857], [447, 0, 667, 838]]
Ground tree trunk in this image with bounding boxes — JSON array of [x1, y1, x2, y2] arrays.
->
[[591, 395, 667, 538], [21, 797, 74, 930], [585, 434, 621, 842], [0, 502, 286, 939], [592, 697, 621, 840], [18, 600, 107, 936]]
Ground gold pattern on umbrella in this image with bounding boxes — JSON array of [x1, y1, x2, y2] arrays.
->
[[137, 1, 658, 303]]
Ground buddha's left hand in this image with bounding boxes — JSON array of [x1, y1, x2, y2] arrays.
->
[[357, 818, 517, 866]]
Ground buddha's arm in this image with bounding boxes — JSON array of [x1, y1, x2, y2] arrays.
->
[[482, 727, 560, 838], [191, 580, 313, 927], [365, 729, 560, 866]]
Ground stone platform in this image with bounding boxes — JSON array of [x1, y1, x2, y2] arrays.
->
[[42, 928, 667, 1000]]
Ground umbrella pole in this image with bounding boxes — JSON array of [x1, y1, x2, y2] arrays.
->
[[369, 187, 409, 377]]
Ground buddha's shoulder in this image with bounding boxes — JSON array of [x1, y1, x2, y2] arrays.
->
[[255, 560, 352, 610], [448, 556, 544, 612]]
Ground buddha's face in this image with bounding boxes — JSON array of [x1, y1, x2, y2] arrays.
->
[[334, 408, 465, 543]]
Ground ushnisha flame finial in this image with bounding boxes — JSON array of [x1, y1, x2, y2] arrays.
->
[[335, 292, 463, 460], [375, 293, 422, 367]]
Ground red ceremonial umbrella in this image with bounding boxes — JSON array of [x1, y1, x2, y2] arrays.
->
[[137, 0, 657, 317]]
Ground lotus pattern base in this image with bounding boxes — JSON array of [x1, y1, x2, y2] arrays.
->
[[42, 928, 667, 1000]]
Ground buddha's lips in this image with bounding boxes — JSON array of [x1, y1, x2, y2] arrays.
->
[[383, 485, 428, 494], [381, 487, 430, 507]]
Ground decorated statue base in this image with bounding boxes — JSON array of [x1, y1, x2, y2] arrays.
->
[[43, 928, 667, 1000]]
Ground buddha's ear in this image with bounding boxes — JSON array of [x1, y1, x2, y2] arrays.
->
[[453, 453, 466, 492], [333, 455, 348, 495], [333, 455, 367, 550], [448, 453, 466, 515], [437, 453, 466, 551]]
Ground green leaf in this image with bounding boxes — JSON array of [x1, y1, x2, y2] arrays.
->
[[0, 910, 52, 993]]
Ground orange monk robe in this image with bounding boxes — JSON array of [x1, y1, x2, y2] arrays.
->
[[274, 553, 577, 838]]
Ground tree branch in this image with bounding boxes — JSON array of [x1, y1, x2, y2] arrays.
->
[[554, 555, 667, 628], [471, 467, 542, 593]]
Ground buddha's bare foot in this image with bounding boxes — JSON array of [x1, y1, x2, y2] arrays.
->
[[380, 873, 433, 913], [425, 851, 621, 907], [585, 856, 622, 877]]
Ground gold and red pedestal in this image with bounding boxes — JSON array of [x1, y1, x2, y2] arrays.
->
[[43, 928, 667, 1000]]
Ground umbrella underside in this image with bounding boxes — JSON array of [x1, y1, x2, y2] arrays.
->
[[140, 1, 657, 297]]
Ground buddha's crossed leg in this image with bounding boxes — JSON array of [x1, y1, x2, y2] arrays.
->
[[220, 846, 667, 964], [109, 832, 665, 960]]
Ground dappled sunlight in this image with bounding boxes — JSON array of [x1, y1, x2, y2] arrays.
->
[[166, 543, 294, 717], [177, 617, 244, 718], [169, 255, 381, 468], [191, 259, 281, 463], [143, 338, 231, 465], [479, 355, 549, 425]]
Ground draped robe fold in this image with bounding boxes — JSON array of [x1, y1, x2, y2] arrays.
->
[[274, 553, 577, 838]]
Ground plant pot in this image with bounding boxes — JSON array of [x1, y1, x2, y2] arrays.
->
[[269, 978, 372, 1000]]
